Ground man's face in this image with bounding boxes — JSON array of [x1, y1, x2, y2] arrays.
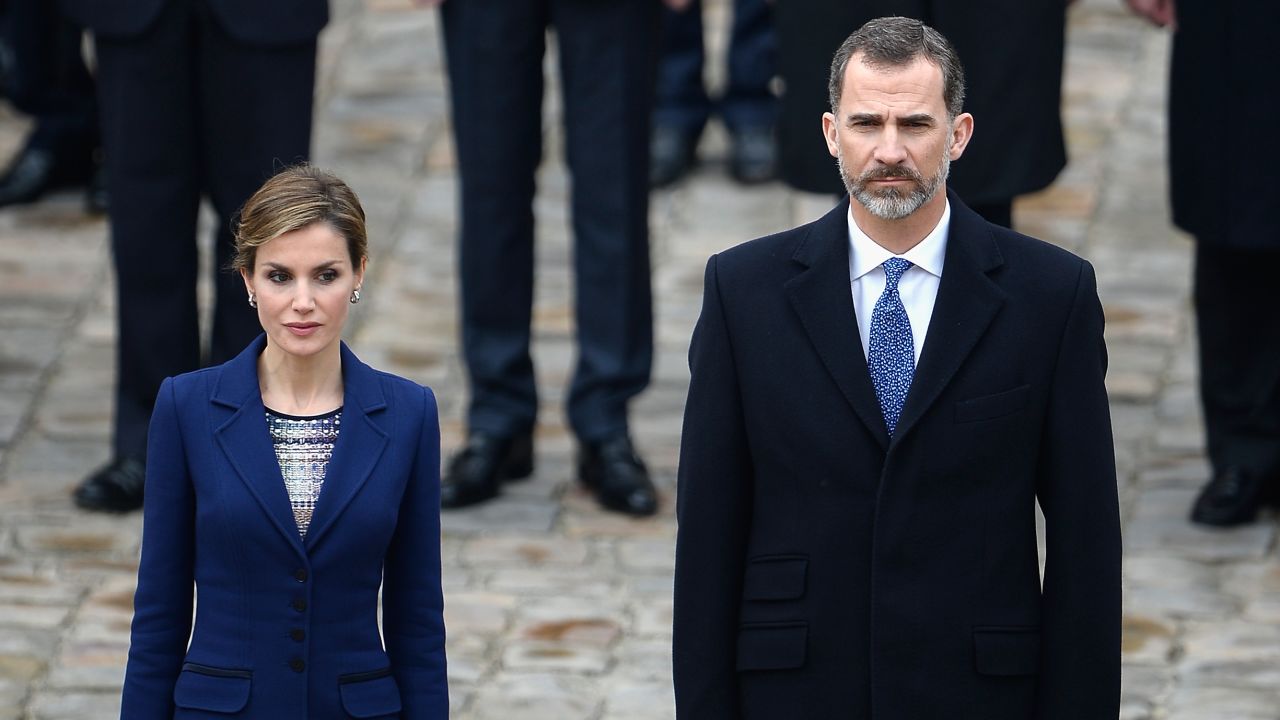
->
[[823, 54, 972, 221]]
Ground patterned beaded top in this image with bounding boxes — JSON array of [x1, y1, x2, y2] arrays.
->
[[265, 407, 342, 538]]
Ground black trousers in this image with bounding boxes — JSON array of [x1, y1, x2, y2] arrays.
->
[[0, 0, 97, 159], [441, 0, 658, 442], [94, 0, 315, 459], [1194, 242, 1280, 483]]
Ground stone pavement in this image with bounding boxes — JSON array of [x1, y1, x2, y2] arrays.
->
[[1, 0, 1277, 718]]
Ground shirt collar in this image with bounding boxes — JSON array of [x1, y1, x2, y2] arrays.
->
[[847, 199, 950, 281]]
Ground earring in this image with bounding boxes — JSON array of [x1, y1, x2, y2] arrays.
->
[[350, 288, 362, 305], [247, 292, 257, 309]]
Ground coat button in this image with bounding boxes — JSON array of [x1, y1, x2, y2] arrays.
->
[[290, 658, 305, 672], [292, 598, 307, 612], [290, 628, 305, 642], [293, 568, 308, 582]]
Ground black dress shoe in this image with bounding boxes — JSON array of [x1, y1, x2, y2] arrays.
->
[[440, 431, 534, 509], [1190, 466, 1271, 527], [578, 435, 658, 517], [0, 141, 94, 206], [74, 457, 146, 513], [729, 126, 776, 185], [650, 125, 699, 188]]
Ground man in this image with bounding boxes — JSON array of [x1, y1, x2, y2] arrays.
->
[[1127, 0, 1280, 526], [673, 17, 1120, 718], [434, 0, 661, 516], [59, 0, 325, 511], [650, 0, 776, 187]]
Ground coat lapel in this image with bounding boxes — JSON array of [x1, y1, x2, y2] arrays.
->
[[893, 195, 1007, 445], [211, 335, 307, 559], [785, 199, 891, 450], [303, 342, 389, 552]]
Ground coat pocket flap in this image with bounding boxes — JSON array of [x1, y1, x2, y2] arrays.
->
[[955, 384, 1030, 423], [736, 622, 807, 671], [339, 669, 402, 718], [973, 627, 1040, 676], [743, 555, 808, 601], [173, 664, 251, 712]]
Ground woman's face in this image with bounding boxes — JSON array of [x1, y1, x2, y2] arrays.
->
[[241, 222, 365, 361]]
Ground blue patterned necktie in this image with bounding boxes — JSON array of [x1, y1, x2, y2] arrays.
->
[[868, 258, 915, 435]]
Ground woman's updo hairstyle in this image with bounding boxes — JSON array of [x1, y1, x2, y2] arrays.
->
[[232, 164, 368, 272]]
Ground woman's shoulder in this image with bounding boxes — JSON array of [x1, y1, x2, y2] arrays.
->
[[370, 369, 437, 409]]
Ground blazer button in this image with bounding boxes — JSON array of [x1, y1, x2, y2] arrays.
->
[[292, 598, 307, 612], [293, 568, 308, 583], [290, 628, 305, 642], [290, 658, 305, 673]]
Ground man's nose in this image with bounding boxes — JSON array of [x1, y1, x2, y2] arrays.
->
[[874, 127, 908, 165]]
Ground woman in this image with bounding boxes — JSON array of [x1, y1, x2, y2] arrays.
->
[[120, 165, 448, 719]]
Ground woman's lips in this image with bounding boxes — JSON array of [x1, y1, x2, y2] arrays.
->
[[285, 323, 320, 337]]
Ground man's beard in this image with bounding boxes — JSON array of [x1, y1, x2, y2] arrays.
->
[[840, 150, 950, 220]]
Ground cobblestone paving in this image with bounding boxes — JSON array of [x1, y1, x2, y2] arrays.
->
[[1, 0, 1277, 718]]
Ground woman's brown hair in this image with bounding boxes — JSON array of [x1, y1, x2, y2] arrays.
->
[[232, 164, 368, 272]]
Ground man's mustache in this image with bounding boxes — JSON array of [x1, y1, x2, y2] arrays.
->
[[859, 165, 923, 183]]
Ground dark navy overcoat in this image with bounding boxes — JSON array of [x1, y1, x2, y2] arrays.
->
[[673, 195, 1121, 719]]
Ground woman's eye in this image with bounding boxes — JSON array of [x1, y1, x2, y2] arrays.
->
[[318, 270, 338, 283], [268, 272, 290, 283]]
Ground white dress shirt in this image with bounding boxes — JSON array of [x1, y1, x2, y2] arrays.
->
[[847, 201, 950, 363]]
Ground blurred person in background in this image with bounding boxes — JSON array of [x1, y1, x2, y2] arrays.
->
[[650, 0, 777, 187], [0, 0, 103, 212], [772, 0, 1073, 229], [1128, 0, 1280, 526], [58, 0, 326, 512], [427, 0, 663, 517], [121, 166, 448, 718]]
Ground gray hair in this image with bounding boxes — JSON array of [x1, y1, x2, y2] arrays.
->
[[828, 16, 966, 119]]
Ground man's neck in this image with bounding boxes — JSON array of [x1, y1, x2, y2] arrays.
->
[[849, 189, 948, 255]]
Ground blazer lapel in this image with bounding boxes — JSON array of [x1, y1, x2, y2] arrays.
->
[[211, 335, 307, 559], [893, 196, 1007, 445], [303, 342, 389, 552], [785, 199, 891, 450]]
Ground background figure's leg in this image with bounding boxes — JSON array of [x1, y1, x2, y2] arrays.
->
[[554, 0, 658, 443], [1193, 242, 1280, 481], [93, 1, 202, 465], [719, 0, 775, 133], [196, 8, 316, 364], [441, 0, 549, 438], [0, 0, 99, 205], [651, 0, 710, 187]]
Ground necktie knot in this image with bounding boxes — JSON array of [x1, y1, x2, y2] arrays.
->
[[882, 258, 912, 287]]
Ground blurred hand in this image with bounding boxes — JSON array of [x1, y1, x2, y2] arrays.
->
[[1125, 0, 1177, 28]]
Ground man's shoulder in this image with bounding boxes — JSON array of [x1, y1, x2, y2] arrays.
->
[[712, 211, 834, 281]]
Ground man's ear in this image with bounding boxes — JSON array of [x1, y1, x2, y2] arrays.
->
[[822, 111, 840, 159], [948, 112, 974, 161]]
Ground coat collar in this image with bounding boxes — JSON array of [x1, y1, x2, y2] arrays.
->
[[210, 335, 390, 557], [784, 190, 1006, 450]]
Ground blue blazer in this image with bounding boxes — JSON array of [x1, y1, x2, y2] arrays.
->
[[121, 336, 447, 719]]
